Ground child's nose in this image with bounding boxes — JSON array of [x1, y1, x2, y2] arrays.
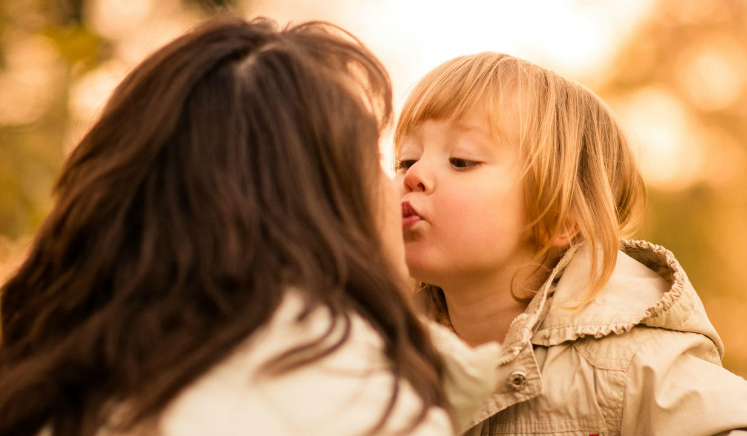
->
[[402, 161, 433, 194]]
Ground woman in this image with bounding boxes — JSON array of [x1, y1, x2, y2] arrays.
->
[[0, 16, 497, 436]]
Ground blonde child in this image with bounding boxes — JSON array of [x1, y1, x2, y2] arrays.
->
[[394, 52, 747, 436]]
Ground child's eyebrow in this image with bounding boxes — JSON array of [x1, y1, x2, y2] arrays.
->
[[451, 122, 506, 149], [452, 120, 494, 140], [394, 135, 422, 154]]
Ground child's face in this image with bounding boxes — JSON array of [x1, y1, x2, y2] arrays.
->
[[394, 107, 536, 287]]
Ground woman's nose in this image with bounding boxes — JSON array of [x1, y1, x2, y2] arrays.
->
[[402, 161, 433, 194]]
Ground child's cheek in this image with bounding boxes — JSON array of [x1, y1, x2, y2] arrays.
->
[[435, 189, 494, 241], [437, 183, 526, 248]]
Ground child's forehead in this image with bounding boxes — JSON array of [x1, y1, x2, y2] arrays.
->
[[398, 106, 515, 146], [395, 77, 522, 151], [442, 115, 495, 140]]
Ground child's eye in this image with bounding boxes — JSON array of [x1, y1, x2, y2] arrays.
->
[[449, 158, 480, 169], [395, 159, 416, 172]]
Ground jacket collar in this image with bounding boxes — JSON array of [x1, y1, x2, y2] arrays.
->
[[458, 244, 580, 432], [530, 240, 724, 358], [461, 240, 724, 432]]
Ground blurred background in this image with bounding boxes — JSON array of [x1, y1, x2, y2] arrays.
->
[[1, 0, 746, 376]]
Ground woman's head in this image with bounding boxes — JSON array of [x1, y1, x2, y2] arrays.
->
[[0, 16, 443, 436], [395, 52, 646, 306]]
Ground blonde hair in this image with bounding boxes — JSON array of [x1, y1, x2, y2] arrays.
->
[[395, 52, 646, 309]]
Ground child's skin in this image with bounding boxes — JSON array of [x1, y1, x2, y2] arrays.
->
[[394, 99, 571, 347]]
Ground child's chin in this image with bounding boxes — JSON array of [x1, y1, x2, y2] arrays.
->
[[404, 259, 439, 285]]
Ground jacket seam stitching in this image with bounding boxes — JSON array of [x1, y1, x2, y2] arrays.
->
[[619, 330, 651, 435]]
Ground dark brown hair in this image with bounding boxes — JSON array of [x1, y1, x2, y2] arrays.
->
[[0, 16, 445, 436]]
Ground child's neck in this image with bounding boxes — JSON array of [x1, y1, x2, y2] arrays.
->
[[439, 263, 552, 347]]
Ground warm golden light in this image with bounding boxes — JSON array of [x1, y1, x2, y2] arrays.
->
[[1, 0, 747, 377], [0, 32, 62, 125], [675, 35, 747, 111], [615, 87, 707, 191]]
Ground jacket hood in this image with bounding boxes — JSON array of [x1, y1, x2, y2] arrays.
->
[[531, 240, 724, 358]]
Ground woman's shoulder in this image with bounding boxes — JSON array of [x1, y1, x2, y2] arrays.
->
[[425, 320, 502, 434], [150, 291, 453, 436]]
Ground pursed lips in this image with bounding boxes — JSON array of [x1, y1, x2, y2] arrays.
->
[[401, 201, 423, 229]]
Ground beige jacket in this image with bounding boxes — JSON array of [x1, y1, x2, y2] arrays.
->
[[458, 240, 747, 436], [88, 291, 501, 436]]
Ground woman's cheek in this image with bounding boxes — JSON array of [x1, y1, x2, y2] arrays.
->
[[379, 175, 408, 281]]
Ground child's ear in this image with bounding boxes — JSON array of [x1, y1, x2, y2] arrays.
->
[[550, 223, 579, 247]]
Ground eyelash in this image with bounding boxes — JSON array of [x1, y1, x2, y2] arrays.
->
[[449, 158, 480, 169], [395, 158, 480, 172], [395, 159, 416, 171]]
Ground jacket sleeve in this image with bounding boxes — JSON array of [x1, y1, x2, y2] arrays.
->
[[621, 328, 747, 436]]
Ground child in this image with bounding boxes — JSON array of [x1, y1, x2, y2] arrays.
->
[[394, 52, 747, 436]]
